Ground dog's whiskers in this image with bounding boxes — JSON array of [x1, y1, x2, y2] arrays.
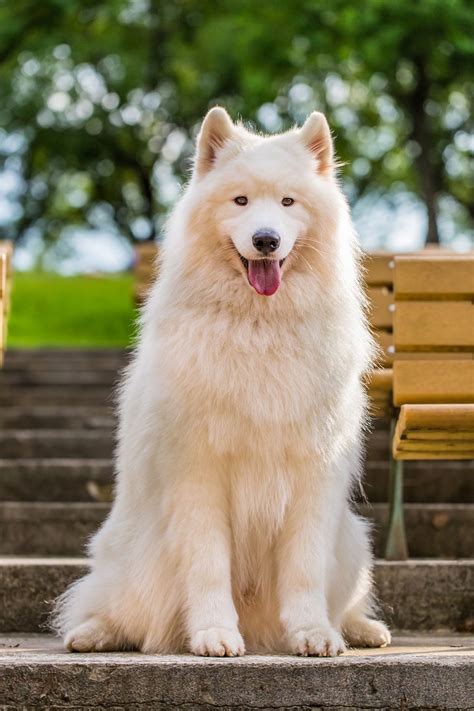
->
[[296, 238, 330, 254], [297, 253, 317, 274], [295, 242, 329, 260], [215, 243, 239, 259]]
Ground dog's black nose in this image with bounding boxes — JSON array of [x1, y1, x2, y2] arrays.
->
[[252, 229, 280, 255]]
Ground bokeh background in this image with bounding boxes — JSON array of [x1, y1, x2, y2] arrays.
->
[[0, 0, 473, 344]]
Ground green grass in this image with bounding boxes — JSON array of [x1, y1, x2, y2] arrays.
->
[[7, 272, 138, 347]]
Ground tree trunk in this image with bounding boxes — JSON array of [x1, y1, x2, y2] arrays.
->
[[408, 60, 440, 245], [141, 0, 169, 242]]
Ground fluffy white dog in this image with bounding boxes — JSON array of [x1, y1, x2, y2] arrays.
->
[[55, 107, 391, 656]]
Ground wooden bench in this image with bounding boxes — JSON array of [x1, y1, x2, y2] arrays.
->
[[134, 242, 160, 303], [0, 241, 13, 367], [363, 249, 451, 417], [0, 252, 6, 365], [384, 255, 474, 559], [363, 252, 397, 417]]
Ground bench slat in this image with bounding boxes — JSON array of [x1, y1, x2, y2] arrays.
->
[[0, 253, 6, 301], [369, 367, 393, 392], [0, 252, 7, 367], [394, 255, 474, 298], [373, 330, 393, 366], [397, 404, 474, 431], [393, 360, 474, 405], [134, 243, 160, 303], [405, 430, 474, 440], [394, 447, 474, 460], [393, 403, 474, 460], [363, 253, 395, 287], [394, 301, 474, 350], [134, 262, 156, 276], [367, 287, 393, 328], [394, 351, 472, 360], [396, 440, 474, 451], [395, 454, 473, 460]]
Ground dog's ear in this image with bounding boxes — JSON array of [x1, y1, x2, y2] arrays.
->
[[195, 107, 235, 177], [299, 112, 334, 175]]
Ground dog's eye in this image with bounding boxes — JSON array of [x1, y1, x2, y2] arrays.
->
[[234, 196, 248, 206], [282, 197, 294, 206]]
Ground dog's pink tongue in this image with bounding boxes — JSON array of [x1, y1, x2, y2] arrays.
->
[[248, 259, 281, 296]]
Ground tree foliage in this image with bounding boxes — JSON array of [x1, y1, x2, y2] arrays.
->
[[0, 0, 472, 250]]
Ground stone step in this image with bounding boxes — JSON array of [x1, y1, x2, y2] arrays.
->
[[0, 503, 108, 556], [364, 459, 474, 503], [1, 457, 472, 504], [0, 428, 474, 478], [0, 633, 472, 710], [3, 361, 125, 374], [368, 503, 474, 557], [1, 502, 472, 559], [1, 371, 120, 386], [0, 558, 472, 634], [1, 351, 127, 379], [0, 406, 115, 430], [0, 460, 113, 502], [0, 430, 114, 459], [0, 407, 391, 432], [0, 428, 394, 460], [3, 356, 126, 369], [4, 347, 127, 361], [0, 387, 113, 406]]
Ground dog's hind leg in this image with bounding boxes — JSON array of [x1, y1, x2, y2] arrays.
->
[[329, 509, 391, 649], [342, 606, 391, 648], [53, 567, 131, 652], [65, 615, 123, 652]]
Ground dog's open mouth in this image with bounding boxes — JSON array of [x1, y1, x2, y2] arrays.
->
[[239, 255, 285, 296]]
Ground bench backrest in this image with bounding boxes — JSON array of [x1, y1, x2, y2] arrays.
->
[[0, 241, 13, 367], [134, 242, 159, 303], [362, 249, 453, 367], [392, 255, 474, 406], [0, 241, 13, 313], [0, 251, 7, 366], [363, 252, 397, 368]]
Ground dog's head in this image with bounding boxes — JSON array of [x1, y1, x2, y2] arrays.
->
[[184, 107, 344, 297]]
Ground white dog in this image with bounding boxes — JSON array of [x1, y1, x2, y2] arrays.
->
[[55, 107, 391, 656]]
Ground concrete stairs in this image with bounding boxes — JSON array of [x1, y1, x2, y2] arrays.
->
[[0, 348, 473, 709]]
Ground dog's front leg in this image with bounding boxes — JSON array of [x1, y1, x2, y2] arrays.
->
[[277, 471, 346, 656], [181, 473, 245, 657]]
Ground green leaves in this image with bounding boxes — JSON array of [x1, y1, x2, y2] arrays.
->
[[0, 0, 472, 248]]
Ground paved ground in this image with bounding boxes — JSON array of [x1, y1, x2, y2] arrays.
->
[[2, 632, 473, 658], [1, 634, 473, 710]]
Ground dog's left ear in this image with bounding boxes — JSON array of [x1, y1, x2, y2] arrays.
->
[[195, 107, 235, 177], [299, 112, 334, 175]]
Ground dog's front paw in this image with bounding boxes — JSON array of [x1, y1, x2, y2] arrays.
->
[[288, 626, 346, 657], [190, 627, 245, 657]]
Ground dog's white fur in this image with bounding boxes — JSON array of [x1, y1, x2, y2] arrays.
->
[[55, 108, 390, 656]]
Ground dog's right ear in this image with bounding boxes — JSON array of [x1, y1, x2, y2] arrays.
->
[[195, 107, 234, 177]]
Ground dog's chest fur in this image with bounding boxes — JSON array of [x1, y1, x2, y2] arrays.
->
[[157, 298, 346, 448]]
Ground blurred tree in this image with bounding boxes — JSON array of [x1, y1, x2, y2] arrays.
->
[[302, 0, 474, 244], [0, 0, 472, 250]]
